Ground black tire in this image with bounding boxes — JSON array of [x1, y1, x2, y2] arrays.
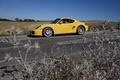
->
[[77, 26, 85, 35], [43, 27, 53, 37]]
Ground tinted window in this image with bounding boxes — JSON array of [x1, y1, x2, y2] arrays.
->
[[61, 19, 74, 24], [68, 19, 74, 23]]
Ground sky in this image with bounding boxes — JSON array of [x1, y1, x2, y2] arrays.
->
[[0, 0, 120, 21]]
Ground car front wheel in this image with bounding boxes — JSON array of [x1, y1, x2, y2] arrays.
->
[[43, 27, 53, 37], [77, 26, 85, 35]]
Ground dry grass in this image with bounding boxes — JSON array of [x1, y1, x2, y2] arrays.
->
[[83, 20, 102, 27], [0, 21, 50, 34], [0, 20, 118, 36], [84, 20, 117, 30]]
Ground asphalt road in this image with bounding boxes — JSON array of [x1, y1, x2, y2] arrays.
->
[[0, 30, 120, 63]]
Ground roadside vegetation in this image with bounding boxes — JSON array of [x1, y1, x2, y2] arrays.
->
[[0, 22, 120, 80], [84, 20, 119, 30], [0, 21, 50, 36], [0, 19, 119, 36]]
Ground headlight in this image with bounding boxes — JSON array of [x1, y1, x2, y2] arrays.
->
[[35, 25, 41, 29]]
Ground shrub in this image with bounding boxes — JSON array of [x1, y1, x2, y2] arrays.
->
[[2, 26, 30, 36], [0, 26, 120, 80]]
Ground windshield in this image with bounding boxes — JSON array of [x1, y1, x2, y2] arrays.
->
[[51, 18, 60, 24]]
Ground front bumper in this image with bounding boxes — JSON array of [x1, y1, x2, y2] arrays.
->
[[29, 29, 43, 36]]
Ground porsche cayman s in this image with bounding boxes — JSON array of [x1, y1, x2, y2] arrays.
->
[[30, 17, 89, 37]]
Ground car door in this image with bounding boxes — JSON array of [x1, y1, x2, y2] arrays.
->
[[56, 19, 75, 34]]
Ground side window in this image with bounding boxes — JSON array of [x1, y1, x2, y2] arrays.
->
[[60, 19, 74, 24], [61, 19, 68, 24], [68, 19, 74, 23]]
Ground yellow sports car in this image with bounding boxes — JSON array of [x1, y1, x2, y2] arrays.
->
[[30, 17, 88, 37]]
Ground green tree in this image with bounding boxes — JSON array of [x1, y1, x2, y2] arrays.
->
[[19, 19, 23, 22], [15, 18, 19, 21], [24, 19, 28, 22]]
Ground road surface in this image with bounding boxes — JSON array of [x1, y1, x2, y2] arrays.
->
[[0, 30, 120, 63]]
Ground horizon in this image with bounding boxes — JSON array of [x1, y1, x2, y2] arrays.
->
[[0, 17, 118, 22], [0, 0, 120, 22]]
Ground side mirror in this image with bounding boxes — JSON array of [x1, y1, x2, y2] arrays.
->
[[59, 21, 62, 24]]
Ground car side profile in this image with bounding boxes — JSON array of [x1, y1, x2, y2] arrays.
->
[[30, 17, 89, 37]]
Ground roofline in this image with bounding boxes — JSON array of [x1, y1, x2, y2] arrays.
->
[[60, 17, 75, 20]]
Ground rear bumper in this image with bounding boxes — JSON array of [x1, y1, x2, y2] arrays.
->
[[84, 25, 89, 31]]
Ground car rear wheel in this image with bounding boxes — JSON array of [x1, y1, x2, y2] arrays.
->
[[43, 27, 53, 37], [77, 26, 85, 35]]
